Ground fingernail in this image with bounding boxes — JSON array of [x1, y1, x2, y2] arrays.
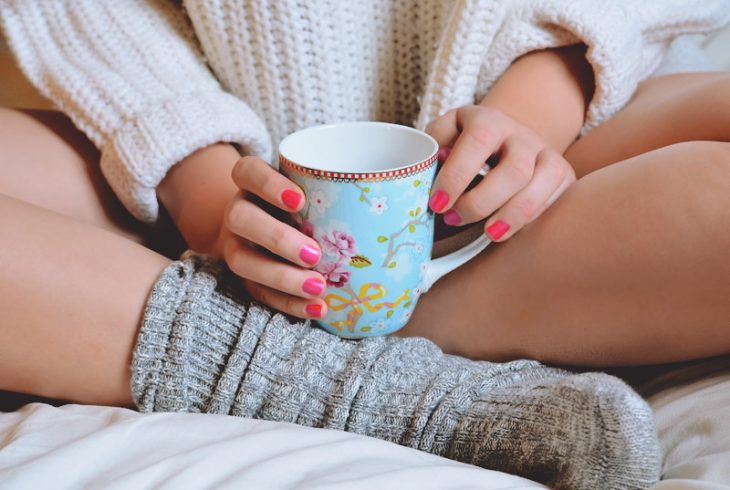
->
[[443, 209, 462, 226], [306, 303, 323, 317], [299, 244, 321, 265], [486, 220, 510, 240], [281, 189, 302, 210], [437, 147, 451, 163], [429, 190, 449, 212], [302, 278, 325, 296]]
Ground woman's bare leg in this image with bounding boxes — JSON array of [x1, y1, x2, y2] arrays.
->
[[565, 72, 730, 176], [0, 108, 184, 256], [0, 108, 178, 405], [0, 193, 169, 406], [403, 73, 730, 366], [0, 108, 146, 239]]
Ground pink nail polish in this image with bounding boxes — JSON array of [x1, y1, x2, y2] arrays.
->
[[443, 209, 462, 226], [429, 190, 449, 212], [302, 278, 325, 296], [281, 189, 302, 210], [486, 220, 510, 240], [437, 147, 451, 163], [306, 304, 323, 317], [299, 245, 321, 265]]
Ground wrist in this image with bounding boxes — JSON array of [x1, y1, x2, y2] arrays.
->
[[157, 143, 241, 255], [479, 45, 594, 152]]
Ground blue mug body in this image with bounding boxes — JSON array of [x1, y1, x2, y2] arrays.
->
[[279, 122, 489, 338]]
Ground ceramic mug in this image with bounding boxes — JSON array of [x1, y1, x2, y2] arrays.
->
[[279, 122, 490, 338]]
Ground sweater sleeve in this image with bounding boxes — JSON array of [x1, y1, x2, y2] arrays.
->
[[476, 0, 730, 133], [0, 0, 272, 223]]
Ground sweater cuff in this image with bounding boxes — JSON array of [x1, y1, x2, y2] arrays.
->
[[100, 91, 272, 223], [477, 2, 657, 135]]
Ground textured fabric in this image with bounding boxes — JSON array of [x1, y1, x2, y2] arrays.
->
[[132, 254, 662, 489], [2, 1, 728, 223]]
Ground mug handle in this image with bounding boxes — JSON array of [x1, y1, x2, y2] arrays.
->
[[420, 233, 491, 292]]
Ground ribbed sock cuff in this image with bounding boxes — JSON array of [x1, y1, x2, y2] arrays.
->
[[132, 254, 252, 413]]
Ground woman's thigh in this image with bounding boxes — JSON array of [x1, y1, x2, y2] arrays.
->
[[0, 109, 143, 238], [565, 72, 730, 176], [403, 140, 730, 366], [0, 108, 184, 256]]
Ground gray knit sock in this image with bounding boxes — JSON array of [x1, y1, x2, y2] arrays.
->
[[132, 255, 661, 490]]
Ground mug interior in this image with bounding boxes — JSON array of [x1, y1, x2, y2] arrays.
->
[[279, 122, 438, 173]]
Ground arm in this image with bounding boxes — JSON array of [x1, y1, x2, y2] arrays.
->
[[478, 45, 594, 154], [477, 0, 730, 134], [0, 0, 271, 223]]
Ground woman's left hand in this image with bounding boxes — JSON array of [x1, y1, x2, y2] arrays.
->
[[426, 105, 576, 241]]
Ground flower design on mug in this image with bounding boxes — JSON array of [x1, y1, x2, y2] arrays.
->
[[316, 259, 351, 287], [322, 230, 357, 259], [369, 196, 388, 215], [308, 189, 331, 217]]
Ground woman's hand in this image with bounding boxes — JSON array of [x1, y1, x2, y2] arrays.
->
[[426, 105, 576, 241], [221, 156, 328, 319], [158, 144, 327, 320]]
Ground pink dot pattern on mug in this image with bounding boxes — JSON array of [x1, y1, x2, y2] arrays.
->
[[278, 154, 437, 182]]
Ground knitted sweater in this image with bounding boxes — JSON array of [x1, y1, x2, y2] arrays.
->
[[1, 1, 729, 223]]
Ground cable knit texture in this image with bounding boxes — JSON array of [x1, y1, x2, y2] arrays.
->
[[1, 0, 729, 222], [133, 254, 662, 489]]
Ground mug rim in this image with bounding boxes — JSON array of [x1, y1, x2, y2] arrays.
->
[[278, 121, 439, 181]]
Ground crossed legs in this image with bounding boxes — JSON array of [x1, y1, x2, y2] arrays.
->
[[0, 73, 728, 406]]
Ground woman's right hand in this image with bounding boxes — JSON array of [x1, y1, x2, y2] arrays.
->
[[221, 156, 328, 320]]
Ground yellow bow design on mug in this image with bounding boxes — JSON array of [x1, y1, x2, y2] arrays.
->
[[325, 283, 410, 333]]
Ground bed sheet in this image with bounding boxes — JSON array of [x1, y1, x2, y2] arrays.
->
[[645, 356, 730, 489], [0, 403, 545, 490]]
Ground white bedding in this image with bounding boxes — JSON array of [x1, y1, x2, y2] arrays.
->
[[1, 356, 730, 489], [0, 403, 544, 490]]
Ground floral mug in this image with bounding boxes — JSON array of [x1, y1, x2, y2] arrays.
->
[[279, 122, 490, 338]]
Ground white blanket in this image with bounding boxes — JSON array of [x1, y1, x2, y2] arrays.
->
[[0, 403, 544, 489]]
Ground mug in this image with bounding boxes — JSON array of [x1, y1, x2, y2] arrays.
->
[[279, 122, 490, 338]]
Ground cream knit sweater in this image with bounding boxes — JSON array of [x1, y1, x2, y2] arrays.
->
[[2, 0, 729, 223]]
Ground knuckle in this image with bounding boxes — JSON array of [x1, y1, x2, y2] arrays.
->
[[506, 157, 534, 184], [425, 116, 445, 134], [461, 195, 492, 219], [463, 124, 495, 148], [268, 223, 289, 251], [541, 151, 567, 181], [477, 105, 503, 121], [259, 167, 279, 194], [436, 165, 464, 189], [274, 270, 294, 295], [514, 197, 537, 221], [225, 198, 248, 229], [233, 156, 252, 180], [282, 296, 298, 315]]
